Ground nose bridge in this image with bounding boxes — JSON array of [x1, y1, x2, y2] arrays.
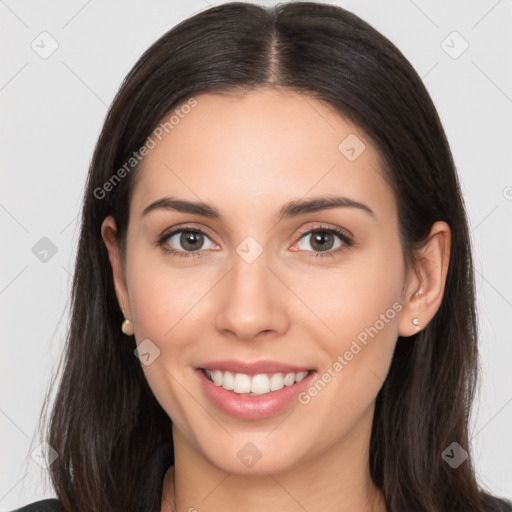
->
[[215, 234, 288, 339], [232, 237, 269, 290], [228, 236, 274, 310]]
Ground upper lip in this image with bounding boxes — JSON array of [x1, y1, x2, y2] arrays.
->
[[197, 359, 315, 376]]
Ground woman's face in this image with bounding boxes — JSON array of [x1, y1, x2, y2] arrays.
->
[[104, 87, 421, 475]]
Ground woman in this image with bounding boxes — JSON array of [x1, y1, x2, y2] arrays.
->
[[15, 2, 511, 511]]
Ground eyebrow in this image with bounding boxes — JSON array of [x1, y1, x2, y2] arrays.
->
[[141, 195, 375, 220]]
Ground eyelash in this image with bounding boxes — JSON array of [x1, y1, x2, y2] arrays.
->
[[156, 224, 354, 260]]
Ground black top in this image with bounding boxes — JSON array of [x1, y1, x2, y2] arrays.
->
[[13, 441, 173, 512], [12, 441, 512, 511]]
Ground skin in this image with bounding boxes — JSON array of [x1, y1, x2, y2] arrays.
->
[[101, 87, 451, 512]]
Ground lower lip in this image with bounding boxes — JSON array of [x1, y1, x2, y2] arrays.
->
[[196, 368, 316, 420]]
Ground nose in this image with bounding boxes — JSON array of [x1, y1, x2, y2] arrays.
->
[[214, 245, 290, 341]]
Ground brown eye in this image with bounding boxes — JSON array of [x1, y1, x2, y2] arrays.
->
[[302, 230, 337, 252], [295, 226, 352, 256], [159, 227, 217, 257], [176, 230, 205, 252]]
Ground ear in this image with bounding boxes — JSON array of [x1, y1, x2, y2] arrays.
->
[[101, 216, 133, 325], [398, 220, 451, 337]]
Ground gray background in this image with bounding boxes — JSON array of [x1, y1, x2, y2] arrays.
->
[[1, 0, 511, 509]]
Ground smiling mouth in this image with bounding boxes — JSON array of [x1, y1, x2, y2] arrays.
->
[[200, 368, 314, 396]]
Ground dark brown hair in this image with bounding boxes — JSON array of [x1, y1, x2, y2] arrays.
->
[[36, 2, 505, 510]]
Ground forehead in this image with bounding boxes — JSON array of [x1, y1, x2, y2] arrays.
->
[[130, 87, 396, 223]]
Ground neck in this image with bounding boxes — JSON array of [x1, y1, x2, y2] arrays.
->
[[161, 409, 386, 512]]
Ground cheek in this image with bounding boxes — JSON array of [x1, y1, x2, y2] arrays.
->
[[125, 254, 209, 429], [290, 247, 404, 451], [299, 239, 404, 383], [126, 247, 209, 343]]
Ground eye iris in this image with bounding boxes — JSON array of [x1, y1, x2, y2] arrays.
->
[[310, 231, 334, 251], [181, 231, 203, 251]]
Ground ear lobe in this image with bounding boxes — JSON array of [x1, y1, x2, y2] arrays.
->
[[101, 216, 132, 321], [398, 221, 451, 337]]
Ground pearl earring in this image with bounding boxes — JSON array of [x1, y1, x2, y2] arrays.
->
[[122, 318, 134, 336], [412, 318, 420, 327]]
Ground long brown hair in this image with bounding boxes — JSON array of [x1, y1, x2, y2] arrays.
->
[[37, 2, 499, 510]]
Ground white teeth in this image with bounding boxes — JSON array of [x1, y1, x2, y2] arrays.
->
[[283, 373, 295, 386], [204, 369, 310, 395], [295, 371, 307, 382], [250, 374, 270, 395], [212, 370, 223, 386], [233, 373, 251, 393], [270, 373, 285, 391], [222, 371, 234, 390]]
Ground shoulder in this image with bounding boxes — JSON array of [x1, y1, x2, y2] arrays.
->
[[11, 498, 64, 512], [481, 492, 512, 512]]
